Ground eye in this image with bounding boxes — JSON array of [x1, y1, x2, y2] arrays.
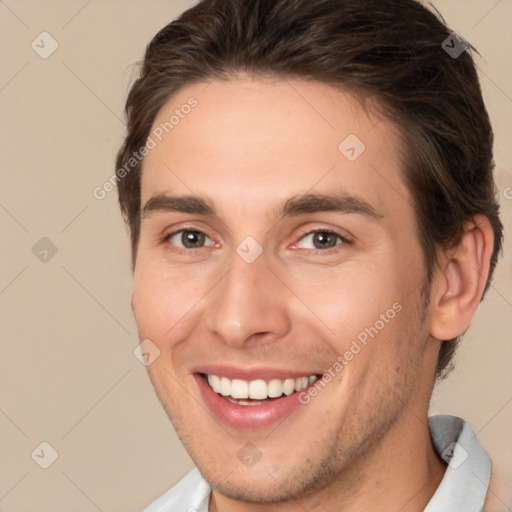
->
[[165, 229, 214, 250], [295, 229, 348, 251]]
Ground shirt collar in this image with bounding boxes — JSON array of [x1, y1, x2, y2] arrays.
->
[[425, 414, 491, 512]]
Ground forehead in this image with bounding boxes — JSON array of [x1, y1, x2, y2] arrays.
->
[[140, 77, 411, 220]]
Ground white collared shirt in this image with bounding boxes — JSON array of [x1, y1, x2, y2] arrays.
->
[[143, 414, 491, 512]]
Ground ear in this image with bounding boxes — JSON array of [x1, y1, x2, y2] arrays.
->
[[429, 215, 494, 341]]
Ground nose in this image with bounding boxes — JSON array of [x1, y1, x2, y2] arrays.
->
[[203, 250, 291, 349]]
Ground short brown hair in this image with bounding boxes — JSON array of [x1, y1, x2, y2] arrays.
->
[[116, 0, 503, 379]]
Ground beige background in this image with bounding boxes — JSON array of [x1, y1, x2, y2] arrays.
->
[[0, 0, 511, 510]]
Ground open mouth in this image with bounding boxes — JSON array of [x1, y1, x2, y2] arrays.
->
[[200, 372, 321, 406]]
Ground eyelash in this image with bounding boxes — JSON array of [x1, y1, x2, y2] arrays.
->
[[295, 228, 352, 254], [163, 228, 216, 254], [162, 227, 351, 255]]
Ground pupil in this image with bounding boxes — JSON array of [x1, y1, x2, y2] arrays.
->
[[314, 232, 336, 249], [183, 231, 205, 248]]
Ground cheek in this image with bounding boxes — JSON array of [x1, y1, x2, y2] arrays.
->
[[285, 260, 400, 337], [282, 253, 422, 371], [132, 261, 201, 343], [132, 266, 202, 401]]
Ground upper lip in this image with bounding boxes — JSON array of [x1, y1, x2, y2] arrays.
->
[[191, 364, 322, 381]]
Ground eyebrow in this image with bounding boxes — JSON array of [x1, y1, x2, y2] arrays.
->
[[281, 192, 382, 219], [143, 194, 215, 217], [142, 191, 383, 220]]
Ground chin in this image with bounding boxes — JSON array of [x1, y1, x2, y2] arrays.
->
[[207, 469, 309, 505]]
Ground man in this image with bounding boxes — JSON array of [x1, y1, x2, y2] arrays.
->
[[115, 0, 504, 510]]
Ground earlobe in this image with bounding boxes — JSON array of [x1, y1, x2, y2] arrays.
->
[[429, 215, 494, 341]]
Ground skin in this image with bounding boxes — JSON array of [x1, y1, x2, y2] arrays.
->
[[131, 77, 494, 512]]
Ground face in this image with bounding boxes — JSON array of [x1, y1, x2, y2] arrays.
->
[[132, 77, 439, 503]]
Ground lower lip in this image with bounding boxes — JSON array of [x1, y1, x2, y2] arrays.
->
[[194, 374, 310, 429]]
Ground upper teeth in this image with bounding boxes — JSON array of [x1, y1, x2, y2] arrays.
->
[[206, 374, 318, 400]]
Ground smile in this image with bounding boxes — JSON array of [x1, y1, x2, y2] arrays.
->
[[204, 373, 319, 404], [194, 369, 323, 429]]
